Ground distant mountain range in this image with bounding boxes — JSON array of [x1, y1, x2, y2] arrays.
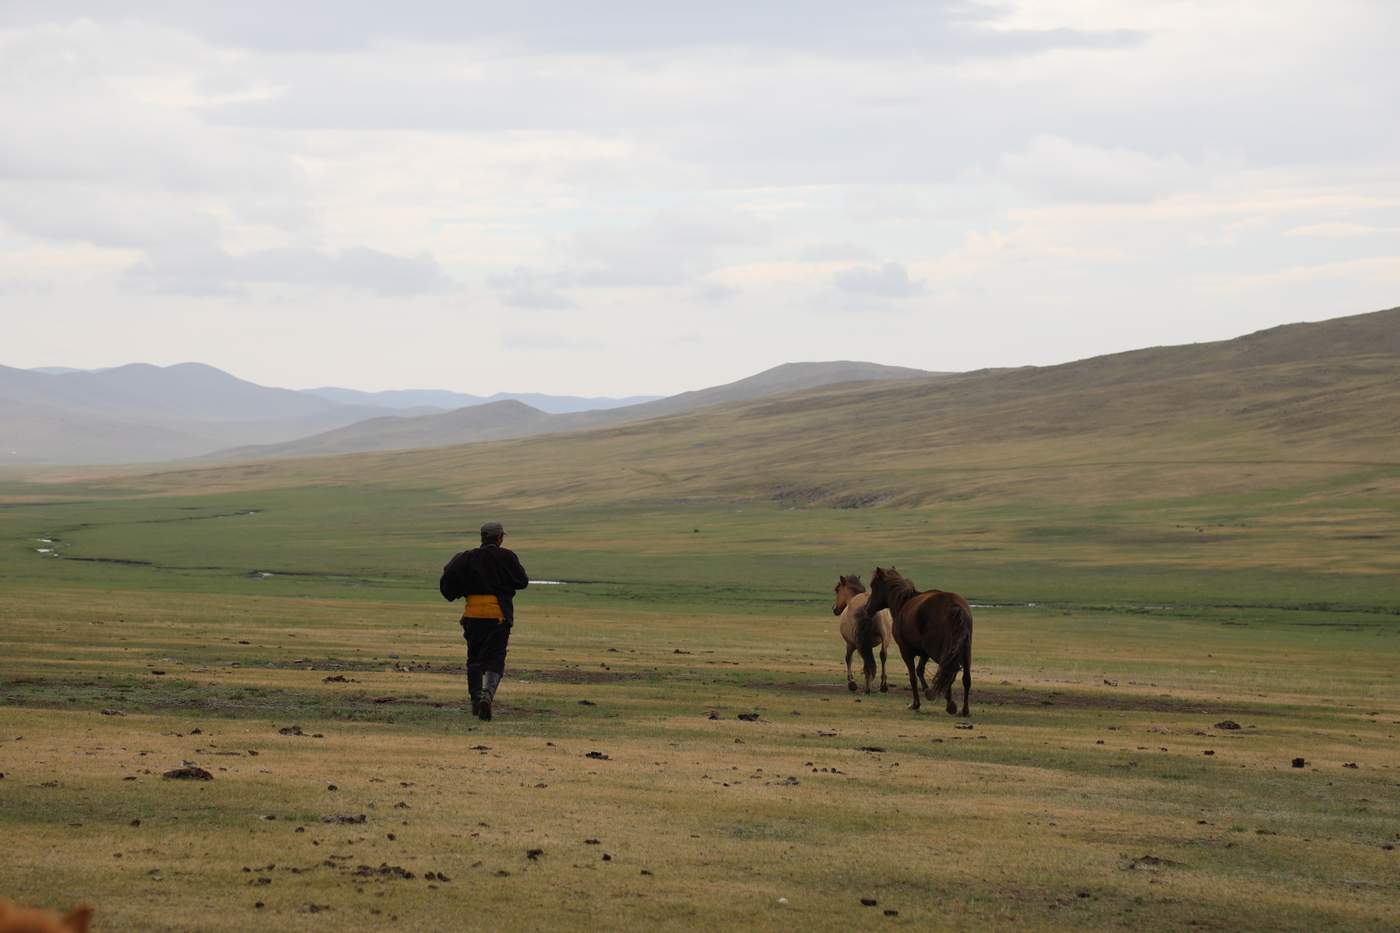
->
[[302, 386, 660, 414], [160, 304, 1400, 511], [0, 362, 399, 465], [9, 307, 1398, 477], [0, 360, 930, 465], [210, 361, 935, 460]]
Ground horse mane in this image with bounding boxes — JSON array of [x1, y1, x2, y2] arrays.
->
[[877, 567, 919, 602], [842, 574, 866, 594]]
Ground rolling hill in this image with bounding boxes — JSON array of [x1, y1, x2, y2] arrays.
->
[[302, 386, 661, 413], [1, 362, 339, 421], [0, 362, 430, 465], [213, 399, 555, 459], [215, 360, 934, 460], [4, 359, 929, 465], [133, 306, 1400, 517]]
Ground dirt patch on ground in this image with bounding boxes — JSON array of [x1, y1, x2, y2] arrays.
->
[[749, 680, 1260, 716], [751, 681, 853, 695], [973, 688, 1258, 716], [513, 668, 642, 685]]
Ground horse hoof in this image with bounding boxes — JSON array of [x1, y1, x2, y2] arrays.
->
[[906, 703, 920, 712], [847, 681, 858, 692], [946, 703, 957, 715], [879, 684, 888, 693]]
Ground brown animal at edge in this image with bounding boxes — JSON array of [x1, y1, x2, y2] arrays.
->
[[831, 574, 894, 694], [0, 899, 93, 933], [864, 566, 973, 715]]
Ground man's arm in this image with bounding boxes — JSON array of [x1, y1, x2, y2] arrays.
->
[[439, 551, 467, 601], [504, 550, 529, 590]]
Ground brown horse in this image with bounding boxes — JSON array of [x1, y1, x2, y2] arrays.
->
[[831, 574, 893, 693], [0, 899, 92, 933], [864, 567, 973, 715]]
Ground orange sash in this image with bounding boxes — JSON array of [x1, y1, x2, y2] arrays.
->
[[462, 594, 505, 621]]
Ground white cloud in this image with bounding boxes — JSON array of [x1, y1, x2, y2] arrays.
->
[[797, 242, 876, 262], [999, 135, 1194, 203], [563, 209, 769, 287], [692, 280, 741, 303], [487, 268, 575, 309], [126, 245, 452, 297], [0, 3, 1397, 394], [1218, 256, 1400, 290], [1284, 222, 1392, 238], [0, 2, 1144, 57], [501, 331, 600, 352], [832, 262, 926, 300]]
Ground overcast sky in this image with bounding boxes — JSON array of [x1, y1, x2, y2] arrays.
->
[[2, 1, 1397, 395]]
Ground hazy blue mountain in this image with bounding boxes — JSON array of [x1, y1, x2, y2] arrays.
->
[[0, 363, 413, 465], [213, 360, 934, 461], [302, 385, 662, 414], [4, 358, 932, 465], [214, 399, 555, 458], [481, 391, 663, 413], [4, 362, 338, 421]]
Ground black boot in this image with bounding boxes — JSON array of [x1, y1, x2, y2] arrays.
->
[[479, 672, 501, 721], [467, 670, 483, 717]]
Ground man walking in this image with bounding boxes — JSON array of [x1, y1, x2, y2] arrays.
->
[[440, 521, 529, 721]]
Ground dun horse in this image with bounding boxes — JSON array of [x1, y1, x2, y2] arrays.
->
[[831, 574, 893, 693], [864, 566, 973, 715]]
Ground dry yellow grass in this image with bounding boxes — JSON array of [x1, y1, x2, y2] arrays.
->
[[3, 587, 1397, 931], [3, 309, 1398, 929]]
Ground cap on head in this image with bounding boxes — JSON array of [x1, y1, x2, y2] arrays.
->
[[480, 521, 505, 542]]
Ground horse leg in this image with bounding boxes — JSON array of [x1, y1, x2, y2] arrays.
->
[[960, 637, 972, 717], [878, 639, 889, 693], [945, 667, 958, 715], [919, 656, 938, 701], [901, 649, 921, 711], [844, 644, 857, 692]]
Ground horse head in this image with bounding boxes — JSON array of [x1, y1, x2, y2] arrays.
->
[[865, 566, 895, 614], [832, 573, 864, 615]]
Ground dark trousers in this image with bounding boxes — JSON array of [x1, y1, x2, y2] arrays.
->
[[463, 618, 512, 677]]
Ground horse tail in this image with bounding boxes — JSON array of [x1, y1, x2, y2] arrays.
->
[[930, 603, 972, 698], [856, 607, 879, 680]]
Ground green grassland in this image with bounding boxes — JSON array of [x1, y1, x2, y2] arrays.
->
[[3, 312, 1400, 929]]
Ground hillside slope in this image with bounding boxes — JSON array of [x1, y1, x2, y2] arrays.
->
[[597, 360, 932, 421], [219, 360, 934, 460], [303, 386, 661, 413], [134, 306, 1400, 511], [0, 362, 422, 464], [214, 399, 554, 458], [0, 362, 341, 421]]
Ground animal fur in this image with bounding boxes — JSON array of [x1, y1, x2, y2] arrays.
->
[[866, 566, 974, 715], [855, 602, 881, 680], [833, 574, 893, 693], [0, 899, 93, 933], [928, 602, 971, 699]]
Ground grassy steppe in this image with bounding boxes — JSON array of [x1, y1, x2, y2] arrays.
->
[[2, 587, 1397, 931], [3, 309, 1399, 929], [2, 484, 1398, 931]]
